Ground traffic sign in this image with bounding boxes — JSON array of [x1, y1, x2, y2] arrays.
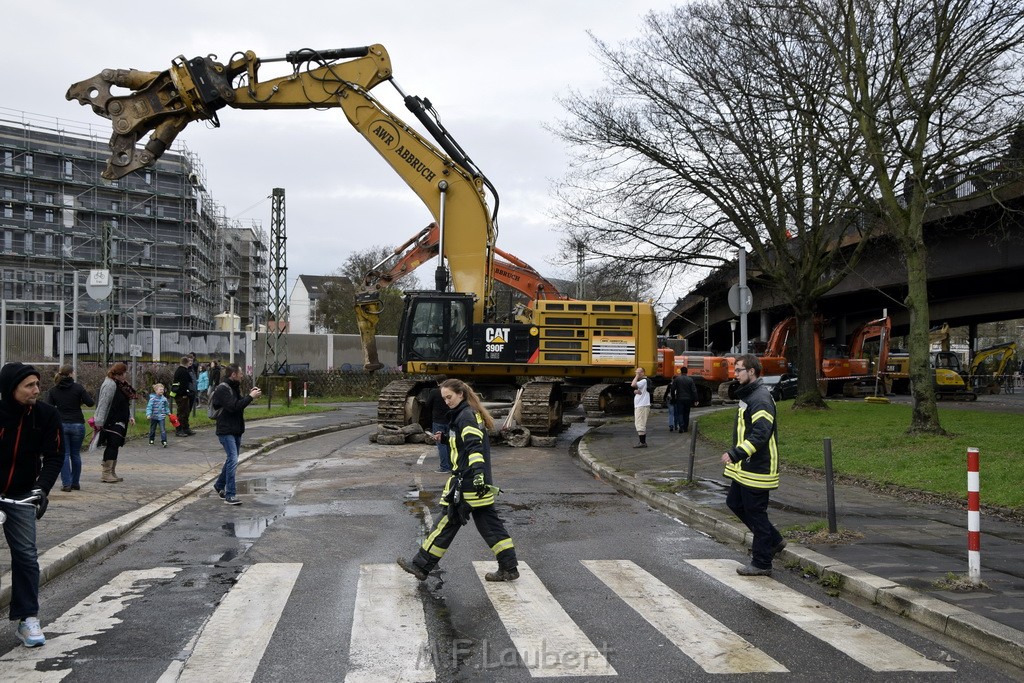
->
[[129, 344, 143, 358], [86, 269, 113, 301], [728, 284, 753, 315]]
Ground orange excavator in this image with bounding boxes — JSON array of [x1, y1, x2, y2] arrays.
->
[[835, 316, 891, 396], [356, 222, 568, 371]]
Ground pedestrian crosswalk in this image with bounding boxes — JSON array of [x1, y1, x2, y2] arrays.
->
[[1, 558, 954, 680]]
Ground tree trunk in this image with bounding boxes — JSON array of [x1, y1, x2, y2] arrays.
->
[[904, 241, 945, 434], [793, 308, 826, 408]]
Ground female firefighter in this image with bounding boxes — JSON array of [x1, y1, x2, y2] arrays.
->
[[397, 378, 519, 582]]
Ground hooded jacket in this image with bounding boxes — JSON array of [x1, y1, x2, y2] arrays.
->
[[440, 399, 496, 508], [212, 378, 253, 437], [0, 362, 63, 496]]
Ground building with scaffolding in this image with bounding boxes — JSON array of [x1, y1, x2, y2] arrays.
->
[[0, 111, 267, 343]]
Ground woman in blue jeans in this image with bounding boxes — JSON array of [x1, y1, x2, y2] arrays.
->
[[43, 365, 94, 492], [210, 364, 261, 506]]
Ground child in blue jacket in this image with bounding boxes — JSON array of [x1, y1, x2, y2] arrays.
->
[[146, 383, 171, 447]]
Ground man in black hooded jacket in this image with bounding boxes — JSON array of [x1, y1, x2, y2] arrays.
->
[[0, 362, 63, 647]]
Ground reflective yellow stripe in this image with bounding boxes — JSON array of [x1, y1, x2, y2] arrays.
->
[[461, 425, 484, 440], [491, 537, 515, 555], [465, 490, 496, 507], [738, 440, 756, 456], [467, 453, 485, 466], [421, 514, 452, 558], [751, 410, 774, 424]]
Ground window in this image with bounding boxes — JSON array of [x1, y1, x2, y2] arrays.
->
[[43, 234, 53, 255], [62, 235, 73, 257], [3, 231, 12, 251], [111, 217, 118, 229], [2, 189, 11, 200], [144, 170, 152, 185], [25, 190, 34, 202], [24, 206, 33, 221], [144, 204, 152, 216], [24, 233, 33, 254], [2, 151, 11, 169], [142, 243, 152, 260], [111, 201, 119, 212], [64, 160, 73, 177], [44, 193, 54, 204], [44, 209, 54, 223], [24, 155, 33, 172], [2, 204, 11, 219]]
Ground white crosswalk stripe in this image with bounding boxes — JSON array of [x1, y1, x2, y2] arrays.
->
[[473, 561, 616, 677], [583, 559, 788, 674], [687, 559, 953, 673], [173, 562, 302, 682], [345, 563, 436, 683], [6, 558, 956, 679], [0, 567, 181, 682]]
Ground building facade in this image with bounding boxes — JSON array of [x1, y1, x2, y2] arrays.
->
[[0, 112, 267, 336]]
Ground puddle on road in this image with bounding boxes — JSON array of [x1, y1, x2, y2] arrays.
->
[[235, 478, 269, 494]]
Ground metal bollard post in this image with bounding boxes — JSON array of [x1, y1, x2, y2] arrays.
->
[[686, 420, 698, 483], [967, 447, 981, 585], [823, 438, 838, 534]]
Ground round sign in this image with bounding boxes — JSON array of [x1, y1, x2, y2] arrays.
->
[[728, 284, 753, 315], [85, 269, 113, 301]]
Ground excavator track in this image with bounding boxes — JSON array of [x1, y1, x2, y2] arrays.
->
[[377, 379, 421, 428], [519, 381, 562, 436]]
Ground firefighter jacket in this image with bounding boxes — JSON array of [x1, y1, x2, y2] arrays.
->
[[723, 378, 779, 490], [440, 400, 496, 508]]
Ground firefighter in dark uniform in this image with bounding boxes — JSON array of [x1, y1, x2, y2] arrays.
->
[[721, 354, 786, 576], [398, 378, 519, 582]]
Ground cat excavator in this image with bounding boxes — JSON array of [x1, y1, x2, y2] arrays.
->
[[356, 221, 568, 372], [67, 44, 674, 435]]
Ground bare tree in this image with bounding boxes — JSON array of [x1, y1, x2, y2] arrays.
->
[[315, 246, 419, 335], [798, 0, 1024, 432], [554, 2, 877, 404]]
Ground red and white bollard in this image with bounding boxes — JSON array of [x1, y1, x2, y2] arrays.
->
[[967, 447, 981, 585], [303, 381, 308, 407]]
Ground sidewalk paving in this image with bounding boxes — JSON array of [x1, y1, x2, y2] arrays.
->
[[576, 408, 1024, 670]]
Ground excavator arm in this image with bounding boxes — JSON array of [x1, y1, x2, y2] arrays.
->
[[355, 221, 567, 370], [67, 44, 498, 334]]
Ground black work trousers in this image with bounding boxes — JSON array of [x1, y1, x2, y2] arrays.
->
[[175, 394, 191, 432], [413, 503, 517, 572], [726, 480, 783, 569]]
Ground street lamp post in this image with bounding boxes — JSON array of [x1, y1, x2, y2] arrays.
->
[[729, 318, 738, 353], [225, 276, 240, 365]]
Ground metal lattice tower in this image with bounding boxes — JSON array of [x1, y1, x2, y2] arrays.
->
[[575, 240, 586, 299], [264, 188, 288, 375]]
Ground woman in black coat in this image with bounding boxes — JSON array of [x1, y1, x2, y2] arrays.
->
[[43, 365, 94, 492]]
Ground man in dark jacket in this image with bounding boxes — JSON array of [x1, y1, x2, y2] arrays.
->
[[171, 356, 195, 436], [210, 364, 261, 505], [720, 354, 785, 576], [667, 366, 699, 433], [0, 362, 63, 647], [422, 375, 451, 473]]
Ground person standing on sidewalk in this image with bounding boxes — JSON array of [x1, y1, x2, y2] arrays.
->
[[211, 364, 261, 506], [43, 365, 94, 492], [631, 367, 651, 448], [669, 366, 699, 433], [720, 354, 785, 576], [93, 362, 137, 484], [397, 378, 519, 583], [207, 360, 221, 404], [195, 365, 210, 407], [171, 356, 195, 437], [145, 383, 171, 447], [0, 362, 63, 647], [423, 375, 451, 473]]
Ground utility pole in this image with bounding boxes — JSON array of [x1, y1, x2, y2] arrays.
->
[[100, 221, 113, 366]]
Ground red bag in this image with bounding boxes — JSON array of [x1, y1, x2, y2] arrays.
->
[[168, 414, 180, 428]]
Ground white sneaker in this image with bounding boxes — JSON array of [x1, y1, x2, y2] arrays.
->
[[16, 617, 45, 647]]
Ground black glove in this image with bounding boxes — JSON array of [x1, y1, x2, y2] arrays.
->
[[31, 488, 48, 520], [472, 472, 489, 498]]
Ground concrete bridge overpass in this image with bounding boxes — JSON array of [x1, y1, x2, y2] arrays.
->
[[662, 178, 1024, 352]]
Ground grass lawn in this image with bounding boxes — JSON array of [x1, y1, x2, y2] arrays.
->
[[696, 400, 1024, 510]]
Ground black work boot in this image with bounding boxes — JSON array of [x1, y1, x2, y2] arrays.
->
[[397, 557, 429, 581], [484, 566, 520, 582]]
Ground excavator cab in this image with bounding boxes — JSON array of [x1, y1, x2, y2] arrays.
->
[[399, 293, 473, 363]]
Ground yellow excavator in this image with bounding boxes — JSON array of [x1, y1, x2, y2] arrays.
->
[[884, 323, 976, 400], [67, 44, 674, 434], [968, 341, 1017, 394]]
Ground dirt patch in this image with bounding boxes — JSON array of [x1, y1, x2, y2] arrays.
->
[[786, 528, 865, 545]]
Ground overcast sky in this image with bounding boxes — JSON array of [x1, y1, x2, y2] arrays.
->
[[2, 0, 687, 316]]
